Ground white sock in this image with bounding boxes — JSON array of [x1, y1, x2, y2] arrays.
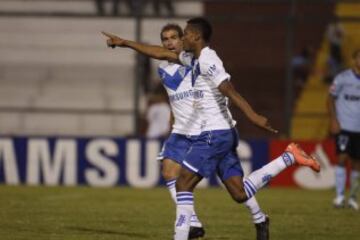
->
[[244, 153, 295, 198], [174, 192, 194, 240], [350, 170, 360, 199], [335, 166, 346, 198], [244, 197, 266, 224], [166, 179, 177, 203], [190, 213, 202, 228], [166, 180, 202, 228]]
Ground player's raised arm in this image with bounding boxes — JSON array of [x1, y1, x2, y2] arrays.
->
[[101, 31, 180, 63], [218, 81, 278, 134]]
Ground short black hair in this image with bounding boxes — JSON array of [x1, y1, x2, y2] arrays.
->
[[352, 48, 360, 58], [187, 17, 212, 43], [160, 23, 183, 41]]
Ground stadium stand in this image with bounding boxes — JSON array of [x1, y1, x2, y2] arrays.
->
[[0, 0, 202, 136], [206, 2, 334, 138], [291, 2, 360, 140], [0, 17, 136, 136]]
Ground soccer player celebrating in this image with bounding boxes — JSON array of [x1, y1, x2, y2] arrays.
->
[[156, 23, 275, 239], [328, 48, 360, 211], [102, 18, 321, 240], [156, 23, 205, 239]]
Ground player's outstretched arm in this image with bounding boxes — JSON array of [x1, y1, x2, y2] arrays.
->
[[218, 81, 278, 133], [101, 31, 179, 63]]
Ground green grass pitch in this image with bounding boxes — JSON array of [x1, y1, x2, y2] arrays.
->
[[0, 186, 359, 240]]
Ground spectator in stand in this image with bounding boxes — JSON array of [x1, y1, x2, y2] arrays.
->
[[291, 46, 314, 90], [94, 0, 136, 16], [325, 19, 345, 83], [327, 19, 345, 66], [152, 0, 174, 17]]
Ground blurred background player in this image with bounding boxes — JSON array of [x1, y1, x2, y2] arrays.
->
[[328, 48, 360, 211]]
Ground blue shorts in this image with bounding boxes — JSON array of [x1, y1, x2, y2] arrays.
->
[[182, 128, 244, 181], [157, 133, 197, 164]]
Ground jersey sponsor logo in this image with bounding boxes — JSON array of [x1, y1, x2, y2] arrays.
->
[[344, 94, 360, 101], [169, 89, 204, 102]]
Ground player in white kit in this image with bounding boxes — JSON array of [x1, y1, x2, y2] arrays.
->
[[157, 23, 205, 239], [102, 18, 321, 240], [328, 48, 360, 211], [156, 23, 272, 239]]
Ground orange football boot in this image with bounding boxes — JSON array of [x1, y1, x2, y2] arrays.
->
[[286, 143, 321, 172]]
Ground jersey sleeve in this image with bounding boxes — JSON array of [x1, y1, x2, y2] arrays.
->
[[329, 74, 343, 97], [199, 52, 231, 87], [178, 51, 193, 67]]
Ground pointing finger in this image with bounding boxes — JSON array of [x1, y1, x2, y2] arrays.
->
[[101, 31, 115, 38], [266, 124, 278, 134]]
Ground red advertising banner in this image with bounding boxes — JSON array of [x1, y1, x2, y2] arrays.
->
[[269, 139, 337, 189]]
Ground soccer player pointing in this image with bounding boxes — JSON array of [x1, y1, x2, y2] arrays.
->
[[102, 17, 320, 240], [102, 30, 276, 133]]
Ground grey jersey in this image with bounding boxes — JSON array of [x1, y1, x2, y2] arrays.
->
[[330, 69, 360, 133]]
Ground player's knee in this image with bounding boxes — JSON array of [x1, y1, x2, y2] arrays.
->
[[231, 191, 248, 203], [175, 167, 203, 192], [162, 168, 177, 181]]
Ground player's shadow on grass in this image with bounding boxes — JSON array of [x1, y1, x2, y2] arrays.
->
[[66, 226, 148, 238]]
